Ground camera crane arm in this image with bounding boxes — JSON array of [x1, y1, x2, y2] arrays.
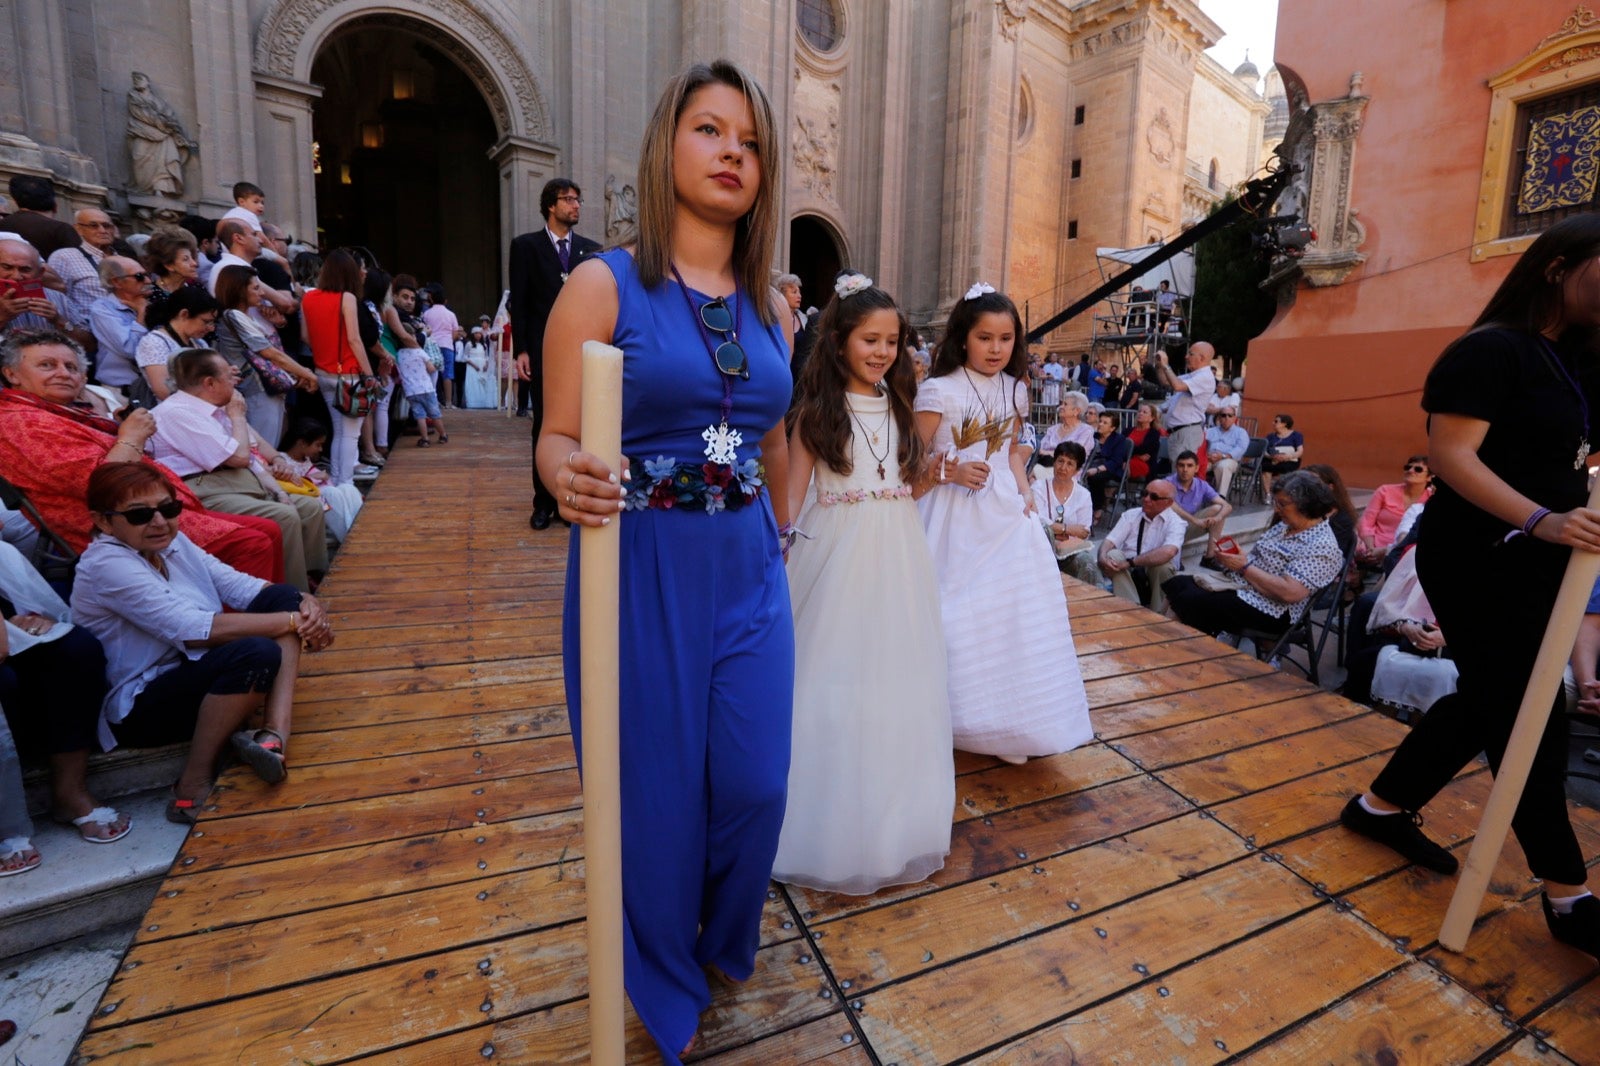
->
[[1025, 163, 1297, 344]]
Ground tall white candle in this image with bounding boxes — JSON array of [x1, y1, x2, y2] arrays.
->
[[578, 339, 625, 1063]]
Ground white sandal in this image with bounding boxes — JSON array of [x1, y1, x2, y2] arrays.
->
[[0, 836, 41, 877], [54, 807, 132, 844]]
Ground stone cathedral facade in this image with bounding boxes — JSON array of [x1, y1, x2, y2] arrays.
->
[[0, 0, 1276, 344]]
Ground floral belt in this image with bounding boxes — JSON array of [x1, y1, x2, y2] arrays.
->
[[816, 485, 913, 506], [624, 456, 766, 514]]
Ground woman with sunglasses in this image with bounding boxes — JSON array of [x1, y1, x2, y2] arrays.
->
[[1341, 215, 1600, 962], [1354, 454, 1433, 565], [70, 463, 332, 824], [537, 61, 793, 1062]]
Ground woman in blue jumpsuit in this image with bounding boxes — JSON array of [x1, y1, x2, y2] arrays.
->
[[537, 61, 795, 1062]]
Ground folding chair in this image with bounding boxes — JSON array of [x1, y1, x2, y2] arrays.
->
[[1095, 465, 1129, 535], [1229, 437, 1267, 506], [1237, 545, 1358, 686], [0, 471, 79, 588]]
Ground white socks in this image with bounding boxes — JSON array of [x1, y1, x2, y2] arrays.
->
[[1548, 891, 1593, 915], [1358, 794, 1398, 816]]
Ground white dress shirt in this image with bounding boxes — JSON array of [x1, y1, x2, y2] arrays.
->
[[205, 252, 254, 294], [1165, 365, 1216, 427], [149, 390, 239, 478], [1104, 506, 1187, 564]]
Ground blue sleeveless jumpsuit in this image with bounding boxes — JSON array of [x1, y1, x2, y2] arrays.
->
[[561, 249, 794, 1062]]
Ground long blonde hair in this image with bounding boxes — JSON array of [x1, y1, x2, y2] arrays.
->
[[633, 60, 780, 327]]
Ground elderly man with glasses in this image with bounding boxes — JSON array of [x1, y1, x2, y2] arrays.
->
[[87, 256, 151, 392], [46, 209, 121, 330], [0, 238, 71, 336], [1097, 478, 1187, 613]]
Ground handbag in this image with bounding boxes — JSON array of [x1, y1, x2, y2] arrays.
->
[[333, 373, 382, 418], [222, 312, 296, 395]]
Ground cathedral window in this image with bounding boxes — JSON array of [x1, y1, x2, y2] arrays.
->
[[797, 0, 842, 53]]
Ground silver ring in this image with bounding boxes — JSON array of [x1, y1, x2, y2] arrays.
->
[[565, 493, 575, 506], [568, 471, 579, 491]]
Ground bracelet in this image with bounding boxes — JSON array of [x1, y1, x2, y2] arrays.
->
[[287, 612, 298, 634], [1238, 561, 1253, 577], [1523, 506, 1552, 536]]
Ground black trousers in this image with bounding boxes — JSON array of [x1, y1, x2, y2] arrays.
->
[[521, 362, 556, 513], [0, 627, 107, 755], [1163, 575, 1290, 637], [1371, 536, 1586, 885], [110, 584, 300, 748]]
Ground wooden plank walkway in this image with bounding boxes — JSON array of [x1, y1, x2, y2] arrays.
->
[[78, 411, 1599, 1064]]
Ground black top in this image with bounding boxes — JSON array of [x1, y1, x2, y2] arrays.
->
[[252, 255, 303, 361], [358, 299, 381, 354], [1328, 510, 1356, 556], [1418, 326, 1594, 551]]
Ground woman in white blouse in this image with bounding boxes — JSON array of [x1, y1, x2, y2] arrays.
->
[[70, 463, 333, 824]]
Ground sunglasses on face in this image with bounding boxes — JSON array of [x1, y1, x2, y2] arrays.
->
[[103, 499, 183, 525], [1404, 464, 1427, 474], [1143, 491, 1172, 502], [117, 271, 150, 283], [698, 296, 749, 378]]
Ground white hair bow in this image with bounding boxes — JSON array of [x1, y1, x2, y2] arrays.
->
[[834, 273, 874, 299], [964, 282, 997, 301]]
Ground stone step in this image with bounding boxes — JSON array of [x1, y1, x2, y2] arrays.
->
[[0, 787, 188, 959], [23, 744, 187, 818], [0, 921, 137, 1066]]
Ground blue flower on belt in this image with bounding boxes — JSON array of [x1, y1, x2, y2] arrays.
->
[[736, 458, 763, 495]]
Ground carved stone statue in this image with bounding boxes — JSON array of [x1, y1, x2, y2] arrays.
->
[[126, 72, 197, 197], [604, 174, 637, 240]]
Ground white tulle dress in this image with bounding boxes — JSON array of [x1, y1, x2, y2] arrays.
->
[[772, 390, 955, 895], [915, 369, 1094, 758]]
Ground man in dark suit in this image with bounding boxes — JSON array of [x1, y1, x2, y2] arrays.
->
[[509, 178, 601, 529]]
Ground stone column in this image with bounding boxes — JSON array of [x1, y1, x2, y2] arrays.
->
[[189, 0, 258, 216], [492, 134, 562, 283], [1, 0, 105, 198], [252, 74, 323, 245], [937, 0, 1027, 314], [874, 0, 914, 297], [677, 0, 794, 247]]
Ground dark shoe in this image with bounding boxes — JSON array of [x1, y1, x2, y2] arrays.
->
[[166, 784, 213, 826], [1339, 795, 1458, 874], [230, 728, 288, 785], [530, 508, 552, 531], [1543, 893, 1600, 959]]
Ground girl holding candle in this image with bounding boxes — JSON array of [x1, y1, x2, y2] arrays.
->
[[773, 273, 953, 895], [915, 286, 1093, 763], [537, 61, 793, 1061]]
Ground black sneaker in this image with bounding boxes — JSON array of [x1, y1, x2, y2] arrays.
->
[[1543, 893, 1600, 960], [1339, 796, 1459, 874]]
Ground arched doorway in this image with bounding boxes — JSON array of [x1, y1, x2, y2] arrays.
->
[[311, 27, 500, 317], [788, 215, 846, 315]]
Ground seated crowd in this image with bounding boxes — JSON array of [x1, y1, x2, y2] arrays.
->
[[0, 172, 475, 878]]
